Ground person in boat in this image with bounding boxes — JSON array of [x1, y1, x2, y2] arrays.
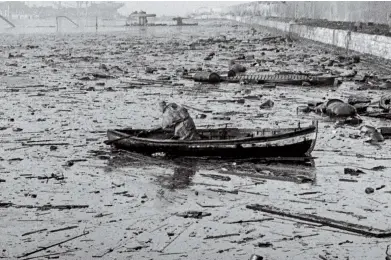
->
[[159, 101, 200, 140]]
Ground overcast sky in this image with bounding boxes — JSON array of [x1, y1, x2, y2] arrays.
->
[[118, 1, 246, 16]]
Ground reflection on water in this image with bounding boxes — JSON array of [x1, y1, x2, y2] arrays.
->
[[103, 149, 317, 188], [156, 165, 197, 190]]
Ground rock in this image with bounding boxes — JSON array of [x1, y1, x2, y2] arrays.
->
[[333, 78, 342, 87], [360, 125, 385, 143], [99, 64, 109, 71], [189, 231, 197, 237], [340, 70, 357, 77], [327, 60, 334, 66], [344, 116, 362, 126], [5, 61, 17, 66], [337, 55, 346, 61], [157, 75, 170, 80], [196, 114, 207, 119], [229, 63, 246, 73], [344, 168, 365, 176], [66, 161, 74, 167], [379, 82, 391, 89], [96, 82, 105, 86], [365, 131, 384, 143], [86, 86, 95, 91], [260, 99, 274, 109], [50, 145, 58, 151], [145, 67, 156, 74], [204, 55, 213, 61], [237, 54, 245, 60], [352, 55, 361, 63], [325, 100, 357, 117], [302, 81, 311, 86], [365, 187, 374, 194], [246, 54, 255, 60], [348, 95, 371, 105], [255, 242, 273, 248]]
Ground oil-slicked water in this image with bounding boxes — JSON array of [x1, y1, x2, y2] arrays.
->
[[1, 19, 391, 259]]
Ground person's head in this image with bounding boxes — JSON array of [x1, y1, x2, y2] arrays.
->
[[159, 101, 167, 112]]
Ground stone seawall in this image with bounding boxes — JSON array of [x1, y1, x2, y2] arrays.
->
[[200, 15, 391, 60]]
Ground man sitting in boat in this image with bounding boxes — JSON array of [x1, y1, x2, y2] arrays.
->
[[159, 101, 200, 140]]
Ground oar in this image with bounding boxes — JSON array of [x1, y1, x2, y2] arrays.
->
[[181, 104, 213, 113], [104, 127, 162, 145]]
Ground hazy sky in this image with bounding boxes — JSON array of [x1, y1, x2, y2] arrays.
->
[[118, 1, 246, 16]]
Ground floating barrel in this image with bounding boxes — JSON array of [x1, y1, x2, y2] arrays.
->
[[227, 70, 236, 77], [193, 72, 221, 83]]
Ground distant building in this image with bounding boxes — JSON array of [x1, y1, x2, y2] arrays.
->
[[0, 1, 125, 20]]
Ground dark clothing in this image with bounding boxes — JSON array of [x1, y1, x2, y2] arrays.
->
[[161, 103, 199, 140]]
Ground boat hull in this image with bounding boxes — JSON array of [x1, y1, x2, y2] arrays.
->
[[106, 124, 317, 159]]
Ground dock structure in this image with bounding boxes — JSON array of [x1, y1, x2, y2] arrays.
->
[[128, 11, 156, 26], [173, 17, 185, 25], [172, 17, 198, 26]]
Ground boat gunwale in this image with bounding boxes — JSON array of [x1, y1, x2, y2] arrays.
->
[[107, 125, 316, 145]]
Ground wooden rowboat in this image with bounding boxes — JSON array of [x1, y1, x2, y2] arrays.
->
[[106, 121, 318, 158]]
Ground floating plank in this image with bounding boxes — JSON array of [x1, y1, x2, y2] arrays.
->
[[247, 204, 391, 238]]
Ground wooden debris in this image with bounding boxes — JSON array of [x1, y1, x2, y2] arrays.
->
[[254, 242, 273, 248], [207, 188, 238, 194], [339, 179, 358, 182], [1, 203, 88, 210], [200, 173, 231, 181], [159, 223, 193, 252], [22, 142, 70, 146], [49, 226, 78, 233], [224, 217, 274, 224], [94, 213, 113, 218], [344, 168, 365, 176], [22, 229, 48, 236], [20, 250, 76, 260], [176, 211, 211, 219], [327, 209, 367, 220], [247, 204, 391, 237], [18, 232, 89, 258], [196, 202, 223, 208], [204, 233, 240, 239], [296, 191, 321, 196]]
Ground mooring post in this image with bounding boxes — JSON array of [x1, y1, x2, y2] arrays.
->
[[96, 16, 98, 32]]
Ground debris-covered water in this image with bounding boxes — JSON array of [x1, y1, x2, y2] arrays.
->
[[1, 20, 391, 260]]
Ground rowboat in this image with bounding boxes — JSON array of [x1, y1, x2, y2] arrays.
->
[[105, 121, 318, 158]]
